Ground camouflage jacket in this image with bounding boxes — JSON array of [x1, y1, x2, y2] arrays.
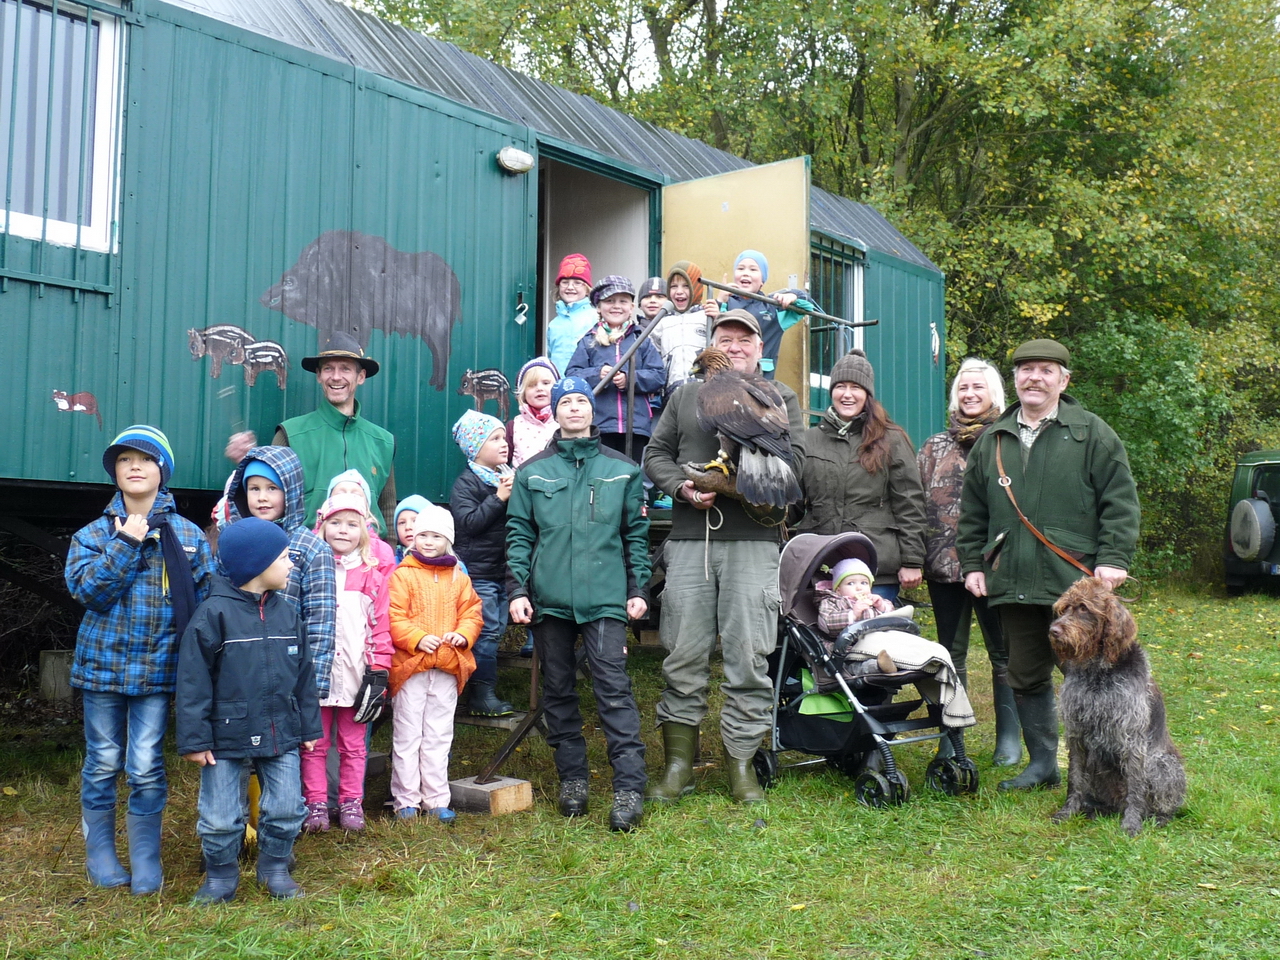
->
[[916, 427, 972, 583]]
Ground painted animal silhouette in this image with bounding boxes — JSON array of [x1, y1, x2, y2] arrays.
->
[[261, 230, 461, 391], [242, 341, 289, 390], [52, 389, 102, 430], [188, 324, 255, 378], [458, 368, 510, 420]]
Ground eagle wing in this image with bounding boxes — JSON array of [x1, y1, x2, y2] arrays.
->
[[695, 370, 795, 466]]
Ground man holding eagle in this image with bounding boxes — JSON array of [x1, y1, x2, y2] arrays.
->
[[644, 309, 806, 804]]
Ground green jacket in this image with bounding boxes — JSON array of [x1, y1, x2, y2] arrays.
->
[[644, 376, 805, 542], [506, 430, 651, 624], [794, 413, 926, 585], [279, 399, 395, 528], [956, 395, 1140, 607]]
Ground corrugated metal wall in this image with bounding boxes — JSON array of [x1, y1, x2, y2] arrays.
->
[[1, 4, 538, 501], [861, 250, 946, 449]]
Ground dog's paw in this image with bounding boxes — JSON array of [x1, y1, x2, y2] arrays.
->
[[1050, 806, 1073, 823], [1121, 812, 1145, 836]]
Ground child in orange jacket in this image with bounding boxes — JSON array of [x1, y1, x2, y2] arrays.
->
[[387, 505, 483, 822]]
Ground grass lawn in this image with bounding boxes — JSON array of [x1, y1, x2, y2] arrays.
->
[[1, 584, 1277, 959]]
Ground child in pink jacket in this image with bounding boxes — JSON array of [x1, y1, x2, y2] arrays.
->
[[301, 494, 392, 832]]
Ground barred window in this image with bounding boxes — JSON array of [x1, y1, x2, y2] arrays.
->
[[1, 0, 123, 253]]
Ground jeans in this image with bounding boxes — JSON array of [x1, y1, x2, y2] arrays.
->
[[536, 616, 646, 793], [80, 691, 169, 816], [197, 751, 304, 865], [872, 583, 900, 604], [471, 578, 508, 686]]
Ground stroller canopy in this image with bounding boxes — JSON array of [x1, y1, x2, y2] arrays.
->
[[778, 532, 878, 626]]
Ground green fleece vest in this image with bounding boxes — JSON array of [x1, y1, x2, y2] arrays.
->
[[279, 399, 395, 527]]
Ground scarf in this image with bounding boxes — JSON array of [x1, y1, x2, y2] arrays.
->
[[823, 406, 868, 439], [592, 319, 633, 347], [948, 407, 1000, 448], [147, 512, 198, 637], [522, 402, 552, 425], [411, 551, 458, 567]]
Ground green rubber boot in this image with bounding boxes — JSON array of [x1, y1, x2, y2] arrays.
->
[[998, 687, 1061, 791], [991, 672, 1023, 767], [724, 752, 765, 805], [645, 723, 698, 803]]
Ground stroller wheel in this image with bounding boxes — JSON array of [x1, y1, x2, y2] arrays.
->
[[926, 757, 980, 796], [885, 768, 910, 804], [854, 771, 892, 808], [752, 748, 779, 789]]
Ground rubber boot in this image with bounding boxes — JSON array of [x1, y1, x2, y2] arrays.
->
[[724, 753, 765, 805], [467, 680, 515, 717], [257, 852, 302, 899], [991, 672, 1023, 767], [81, 807, 130, 888], [126, 812, 163, 895], [933, 667, 965, 761], [192, 860, 239, 904], [997, 687, 1061, 791], [645, 723, 697, 803]]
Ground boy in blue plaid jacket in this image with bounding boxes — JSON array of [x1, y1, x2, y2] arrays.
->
[[65, 426, 216, 895]]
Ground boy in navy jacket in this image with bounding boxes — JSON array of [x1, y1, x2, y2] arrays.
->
[[177, 517, 322, 903]]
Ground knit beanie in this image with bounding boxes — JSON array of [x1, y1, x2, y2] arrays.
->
[[516, 356, 560, 402], [831, 557, 875, 591], [452, 409, 506, 462], [735, 249, 769, 283], [325, 468, 372, 507], [830, 349, 875, 397], [393, 494, 433, 530], [551, 376, 594, 412], [219, 517, 290, 588], [590, 274, 635, 306], [412, 504, 455, 547], [316, 493, 368, 525], [637, 276, 667, 299], [667, 260, 705, 304], [103, 425, 175, 487], [242, 459, 284, 490], [556, 253, 592, 286]]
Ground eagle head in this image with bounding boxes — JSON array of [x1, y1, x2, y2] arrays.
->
[[691, 347, 733, 379]]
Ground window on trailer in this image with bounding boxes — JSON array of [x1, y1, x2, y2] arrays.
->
[[808, 238, 865, 418], [0, 0, 123, 253]]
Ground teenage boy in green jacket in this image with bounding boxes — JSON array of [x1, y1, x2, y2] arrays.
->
[[957, 338, 1140, 792], [507, 376, 651, 832]]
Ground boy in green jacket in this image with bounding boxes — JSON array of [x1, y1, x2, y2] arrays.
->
[[506, 376, 651, 832]]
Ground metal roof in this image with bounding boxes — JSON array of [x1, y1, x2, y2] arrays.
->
[[162, 0, 940, 272]]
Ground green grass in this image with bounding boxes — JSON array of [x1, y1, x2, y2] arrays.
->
[[2, 585, 1278, 959]]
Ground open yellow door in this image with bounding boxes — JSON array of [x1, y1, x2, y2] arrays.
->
[[661, 156, 812, 402]]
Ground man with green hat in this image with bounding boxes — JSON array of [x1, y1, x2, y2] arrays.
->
[[226, 332, 396, 529], [956, 337, 1140, 791]]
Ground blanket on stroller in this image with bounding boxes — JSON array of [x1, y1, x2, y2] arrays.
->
[[848, 630, 976, 729]]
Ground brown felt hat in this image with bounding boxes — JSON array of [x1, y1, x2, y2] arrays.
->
[[301, 331, 379, 377], [710, 308, 761, 336], [830, 349, 875, 396], [1011, 338, 1070, 368]]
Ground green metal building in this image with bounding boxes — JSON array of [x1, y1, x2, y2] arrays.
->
[[0, 0, 945, 513]]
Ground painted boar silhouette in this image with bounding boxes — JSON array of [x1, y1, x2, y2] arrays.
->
[[261, 230, 461, 391]]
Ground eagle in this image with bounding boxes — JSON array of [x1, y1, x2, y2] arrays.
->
[[681, 347, 803, 511]]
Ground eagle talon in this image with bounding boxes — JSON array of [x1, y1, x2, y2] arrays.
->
[[701, 458, 731, 477]]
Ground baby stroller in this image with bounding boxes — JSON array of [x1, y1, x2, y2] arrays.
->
[[754, 532, 979, 806]]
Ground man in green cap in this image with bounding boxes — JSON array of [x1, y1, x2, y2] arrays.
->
[[956, 337, 1140, 791]]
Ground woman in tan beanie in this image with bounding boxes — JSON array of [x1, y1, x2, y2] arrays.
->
[[794, 349, 926, 603]]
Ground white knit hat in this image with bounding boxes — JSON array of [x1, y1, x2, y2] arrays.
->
[[412, 504, 455, 547]]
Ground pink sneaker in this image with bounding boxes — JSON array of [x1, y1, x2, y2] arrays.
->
[[302, 801, 330, 833], [337, 799, 365, 832]]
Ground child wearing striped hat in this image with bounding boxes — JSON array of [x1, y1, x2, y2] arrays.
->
[[65, 425, 217, 895]]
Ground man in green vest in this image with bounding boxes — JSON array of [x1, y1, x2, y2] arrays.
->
[[226, 333, 396, 529]]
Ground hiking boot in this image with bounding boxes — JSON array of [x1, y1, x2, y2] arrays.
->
[[557, 779, 589, 817], [645, 722, 697, 803], [257, 852, 302, 899], [301, 801, 330, 833], [998, 687, 1062, 791], [609, 790, 644, 832], [337, 800, 365, 832], [81, 807, 130, 889], [468, 680, 515, 717]]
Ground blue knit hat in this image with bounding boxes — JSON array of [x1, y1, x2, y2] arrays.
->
[[103, 425, 175, 487], [735, 250, 769, 283], [393, 494, 433, 531], [551, 376, 594, 412], [218, 517, 290, 588]]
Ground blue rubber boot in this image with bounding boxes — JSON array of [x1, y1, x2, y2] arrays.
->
[[126, 812, 164, 895], [257, 853, 302, 899], [81, 807, 130, 888], [192, 860, 239, 904]]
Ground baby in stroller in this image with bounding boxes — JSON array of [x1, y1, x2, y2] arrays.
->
[[815, 558, 899, 678]]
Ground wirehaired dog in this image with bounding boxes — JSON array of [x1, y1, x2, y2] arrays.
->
[[1048, 577, 1186, 835]]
